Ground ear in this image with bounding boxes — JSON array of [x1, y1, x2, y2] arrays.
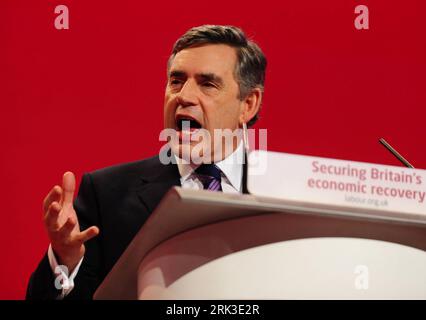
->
[[239, 88, 262, 126]]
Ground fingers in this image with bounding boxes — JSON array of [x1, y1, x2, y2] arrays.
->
[[43, 172, 99, 251], [50, 215, 99, 245], [43, 186, 62, 214], [60, 216, 77, 236], [74, 226, 100, 243], [44, 201, 62, 231], [62, 172, 76, 206], [43, 171, 74, 215]]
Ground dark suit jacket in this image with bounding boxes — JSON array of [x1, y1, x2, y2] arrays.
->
[[26, 154, 181, 299]]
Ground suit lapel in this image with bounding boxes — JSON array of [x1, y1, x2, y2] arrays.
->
[[136, 157, 181, 213]]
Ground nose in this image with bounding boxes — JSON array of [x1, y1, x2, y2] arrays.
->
[[176, 79, 198, 107]]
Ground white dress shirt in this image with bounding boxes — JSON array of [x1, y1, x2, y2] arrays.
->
[[49, 142, 244, 298], [175, 142, 244, 193]]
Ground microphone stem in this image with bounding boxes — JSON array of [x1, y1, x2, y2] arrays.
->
[[379, 138, 414, 169]]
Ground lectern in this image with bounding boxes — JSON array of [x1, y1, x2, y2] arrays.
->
[[94, 151, 426, 299]]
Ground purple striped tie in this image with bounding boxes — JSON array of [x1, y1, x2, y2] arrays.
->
[[195, 164, 223, 192]]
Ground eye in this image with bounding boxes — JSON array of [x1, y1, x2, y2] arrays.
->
[[170, 78, 183, 86], [201, 81, 216, 88]]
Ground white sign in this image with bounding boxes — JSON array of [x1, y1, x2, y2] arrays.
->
[[248, 150, 426, 220]]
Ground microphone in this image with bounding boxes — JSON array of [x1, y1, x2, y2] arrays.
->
[[379, 138, 414, 168], [241, 122, 250, 194]]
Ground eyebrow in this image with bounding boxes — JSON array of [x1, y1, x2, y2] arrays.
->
[[169, 70, 224, 86], [169, 70, 186, 79]]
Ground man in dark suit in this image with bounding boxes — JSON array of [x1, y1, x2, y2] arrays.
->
[[26, 24, 267, 299]]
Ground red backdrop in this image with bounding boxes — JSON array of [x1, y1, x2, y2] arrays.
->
[[1, 0, 425, 299]]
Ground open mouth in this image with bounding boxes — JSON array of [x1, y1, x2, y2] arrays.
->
[[175, 114, 202, 132]]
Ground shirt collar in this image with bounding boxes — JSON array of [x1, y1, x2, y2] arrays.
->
[[174, 142, 244, 192]]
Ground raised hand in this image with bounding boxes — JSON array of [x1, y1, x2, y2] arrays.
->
[[43, 172, 99, 272]]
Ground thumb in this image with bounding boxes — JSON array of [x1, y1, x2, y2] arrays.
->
[[62, 171, 76, 206], [76, 226, 100, 243]]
